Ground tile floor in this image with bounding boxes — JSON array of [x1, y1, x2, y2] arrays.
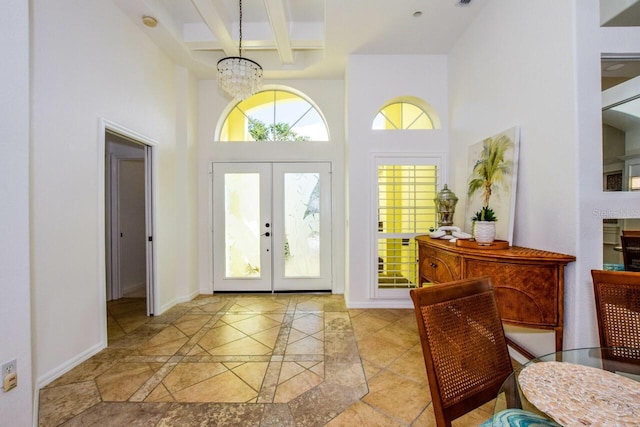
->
[[38, 293, 496, 426]]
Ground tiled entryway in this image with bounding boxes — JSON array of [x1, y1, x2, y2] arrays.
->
[[38, 293, 495, 426]]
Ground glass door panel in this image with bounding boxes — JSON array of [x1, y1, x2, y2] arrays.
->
[[212, 163, 272, 291], [212, 162, 331, 292], [224, 173, 261, 278], [283, 172, 320, 277], [273, 163, 331, 291]]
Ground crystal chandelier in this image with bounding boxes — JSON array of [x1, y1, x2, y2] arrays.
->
[[217, 0, 263, 100]]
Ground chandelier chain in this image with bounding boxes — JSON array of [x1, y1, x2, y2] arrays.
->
[[239, 0, 243, 57], [216, 0, 263, 99]]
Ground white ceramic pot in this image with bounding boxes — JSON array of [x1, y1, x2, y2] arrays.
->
[[474, 221, 496, 243]]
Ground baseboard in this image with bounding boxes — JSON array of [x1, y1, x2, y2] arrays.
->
[[345, 300, 413, 309], [157, 288, 200, 315], [121, 282, 145, 297], [36, 340, 105, 390]]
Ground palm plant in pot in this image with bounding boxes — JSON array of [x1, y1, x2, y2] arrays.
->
[[467, 135, 513, 244], [471, 206, 497, 243]]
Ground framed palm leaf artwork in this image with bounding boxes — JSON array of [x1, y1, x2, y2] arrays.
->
[[464, 126, 520, 243]]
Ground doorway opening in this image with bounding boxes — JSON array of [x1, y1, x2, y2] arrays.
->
[[104, 128, 156, 342]]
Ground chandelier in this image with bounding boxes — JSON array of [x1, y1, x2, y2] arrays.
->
[[217, 0, 263, 100]]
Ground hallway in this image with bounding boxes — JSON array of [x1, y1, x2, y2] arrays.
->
[[38, 293, 494, 426]]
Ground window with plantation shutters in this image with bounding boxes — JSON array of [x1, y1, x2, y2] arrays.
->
[[376, 161, 439, 296]]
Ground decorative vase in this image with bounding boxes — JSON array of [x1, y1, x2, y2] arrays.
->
[[474, 221, 496, 243]]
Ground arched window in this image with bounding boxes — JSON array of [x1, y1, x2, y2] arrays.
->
[[218, 88, 329, 141], [372, 96, 441, 130]]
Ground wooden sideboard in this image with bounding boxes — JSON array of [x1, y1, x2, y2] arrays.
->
[[416, 236, 576, 355]]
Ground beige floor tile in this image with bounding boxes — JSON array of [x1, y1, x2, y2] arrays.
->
[[285, 335, 324, 355], [325, 401, 405, 427], [350, 313, 392, 339], [374, 323, 420, 350], [44, 359, 115, 388], [274, 369, 323, 403], [41, 295, 508, 426], [220, 313, 259, 324], [291, 313, 324, 335], [286, 328, 308, 343], [231, 362, 270, 391], [208, 336, 272, 356], [144, 383, 175, 402], [197, 323, 246, 350], [95, 362, 156, 401], [363, 369, 431, 424], [139, 326, 189, 356], [173, 314, 212, 336], [39, 381, 102, 427], [162, 362, 228, 393], [232, 314, 282, 335], [361, 358, 384, 380], [278, 362, 306, 384], [172, 370, 258, 403], [250, 325, 281, 348], [193, 300, 228, 313], [295, 300, 325, 312], [356, 333, 409, 367], [238, 299, 289, 313], [386, 344, 429, 386]]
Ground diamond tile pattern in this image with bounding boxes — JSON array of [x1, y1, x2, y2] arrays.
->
[[38, 294, 499, 426]]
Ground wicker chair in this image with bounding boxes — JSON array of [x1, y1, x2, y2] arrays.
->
[[410, 276, 558, 427], [591, 269, 640, 374]]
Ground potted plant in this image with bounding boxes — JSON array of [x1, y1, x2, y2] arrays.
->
[[472, 206, 497, 243]]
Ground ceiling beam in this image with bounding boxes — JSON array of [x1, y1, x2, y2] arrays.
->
[[190, 0, 238, 56], [186, 39, 324, 51], [263, 0, 294, 64]]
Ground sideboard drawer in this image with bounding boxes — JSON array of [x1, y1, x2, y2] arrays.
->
[[419, 245, 461, 284], [465, 260, 559, 327]]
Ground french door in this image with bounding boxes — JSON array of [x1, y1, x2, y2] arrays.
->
[[212, 162, 332, 292]]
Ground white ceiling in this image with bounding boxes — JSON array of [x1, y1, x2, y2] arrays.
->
[[112, 0, 489, 80]]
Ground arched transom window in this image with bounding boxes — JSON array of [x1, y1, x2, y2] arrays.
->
[[372, 96, 441, 130], [218, 89, 329, 141]]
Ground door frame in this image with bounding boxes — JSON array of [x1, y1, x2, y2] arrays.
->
[[98, 119, 158, 346], [211, 161, 333, 292]]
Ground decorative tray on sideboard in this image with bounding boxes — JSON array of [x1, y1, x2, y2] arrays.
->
[[455, 239, 510, 250]]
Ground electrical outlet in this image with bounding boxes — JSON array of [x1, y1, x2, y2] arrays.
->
[[2, 359, 17, 392]]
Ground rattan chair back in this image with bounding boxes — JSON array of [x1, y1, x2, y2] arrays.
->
[[410, 276, 514, 427], [591, 269, 640, 374]]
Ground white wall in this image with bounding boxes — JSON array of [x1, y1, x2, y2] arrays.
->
[[196, 79, 345, 295], [0, 0, 33, 424], [174, 68, 200, 303], [31, 0, 199, 389], [449, 0, 580, 354], [345, 55, 450, 308]]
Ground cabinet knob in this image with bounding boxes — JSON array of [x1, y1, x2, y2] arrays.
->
[[430, 262, 437, 268]]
